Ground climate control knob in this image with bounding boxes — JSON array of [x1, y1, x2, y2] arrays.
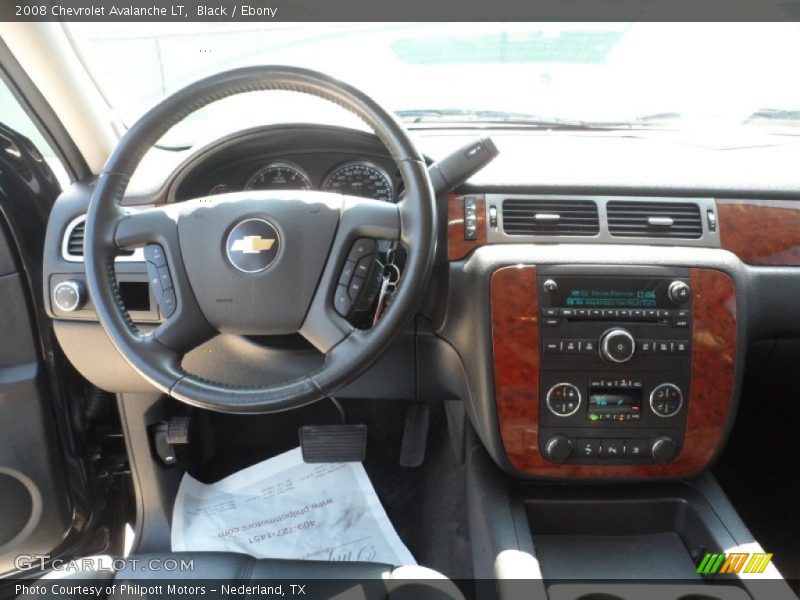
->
[[546, 383, 581, 417], [650, 436, 679, 464], [600, 328, 635, 363], [650, 383, 683, 417], [544, 435, 574, 464], [53, 280, 86, 312]]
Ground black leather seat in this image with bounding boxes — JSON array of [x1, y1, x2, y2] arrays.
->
[[26, 552, 463, 600]]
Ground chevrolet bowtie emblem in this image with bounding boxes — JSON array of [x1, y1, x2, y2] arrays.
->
[[230, 235, 276, 254]]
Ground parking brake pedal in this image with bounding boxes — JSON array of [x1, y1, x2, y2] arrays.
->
[[299, 424, 367, 463], [153, 416, 191, 466]]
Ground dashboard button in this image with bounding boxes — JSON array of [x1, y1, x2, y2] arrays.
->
[[638, 340, 654, 352], [543, 318, 560, 327], [582, 339, 597, 352], [601, 439, 624, 458], [576, 439, 600, 458], [624, 439, 648, 458], [544, 341, 561, 353], [675, 341, 689, 353], [673, 318, 690, 328]]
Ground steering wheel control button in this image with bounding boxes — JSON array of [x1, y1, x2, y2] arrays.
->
[[355, 255, 373, 278], [156, 266, 173, 291], [146, 262, 164, 302], [600, 328, 636, 363], [339, 260, 357, 285], [144, 244, 167, 267], [348, 277, 366, 301], [53, 280, 86, 312], [348, 238, 376, 261], [225, 218, 280, 273], [650, 383, 684, 417], [334, 285, 353, 316], [160, 289, 177, 318], [546, 383, 581, 417]]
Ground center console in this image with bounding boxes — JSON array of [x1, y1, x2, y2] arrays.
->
[[490, 264, 737, 479], [537, 267, 692, 466]]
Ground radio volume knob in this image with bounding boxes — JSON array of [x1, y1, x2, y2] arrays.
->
[[668, 281, 692, 304], [600, 328, 636, 363]]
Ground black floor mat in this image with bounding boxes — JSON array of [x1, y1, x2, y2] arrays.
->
[[713, 341, 800, 585], [187, 398, 472, 579]]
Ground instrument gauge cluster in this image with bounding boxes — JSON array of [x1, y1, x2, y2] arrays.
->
[[204, 157, 397, 202]]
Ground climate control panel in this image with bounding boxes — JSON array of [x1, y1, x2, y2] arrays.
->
[[536, 267, 692, 465]]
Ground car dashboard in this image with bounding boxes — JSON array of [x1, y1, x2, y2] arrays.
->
[[42, 122, 800, 482]]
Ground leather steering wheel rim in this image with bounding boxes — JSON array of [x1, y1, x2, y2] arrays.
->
[[84, 66, 436, 413]]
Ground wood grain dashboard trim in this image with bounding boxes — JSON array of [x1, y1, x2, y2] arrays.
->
[[491, 266, 736, 478], [718, 199, 800, 266], [447, 193, 486, 261]]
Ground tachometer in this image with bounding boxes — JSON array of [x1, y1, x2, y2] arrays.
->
[[322, 161, 394, 201], [244, 161, 312, 191]]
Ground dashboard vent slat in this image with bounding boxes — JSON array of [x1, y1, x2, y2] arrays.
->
[[65, 217, 134, 258], [502, 199, 599, 236], [607, 201, 703, 239], [67, 221, 85, 256]]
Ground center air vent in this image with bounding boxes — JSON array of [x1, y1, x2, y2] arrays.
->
[[607, 201, 703, 239], [502, 199, 599, 236]]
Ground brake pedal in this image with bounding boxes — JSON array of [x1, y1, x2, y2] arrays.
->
[[299, 424, 367, 463]]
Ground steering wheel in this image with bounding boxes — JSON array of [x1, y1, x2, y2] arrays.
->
[[83, 66, 436, 413]]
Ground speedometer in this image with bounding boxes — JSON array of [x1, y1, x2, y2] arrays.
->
[[244, 161, 312, 191], [322, 161, 394, 202]]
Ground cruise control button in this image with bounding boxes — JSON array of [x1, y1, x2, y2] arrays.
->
[[348, 238, 376, 261], [160, 289, 176, 318], [157, 265, 173, 291], [144, 244, 167, 267], [146, 262, 164, 302]]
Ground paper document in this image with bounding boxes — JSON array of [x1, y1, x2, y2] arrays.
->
[[171, 448, 416, 566]]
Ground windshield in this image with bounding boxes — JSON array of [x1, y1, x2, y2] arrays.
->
[[68, 22, 800, 145]]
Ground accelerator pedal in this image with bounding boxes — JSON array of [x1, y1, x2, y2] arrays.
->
[[299, 424, 367, 463]]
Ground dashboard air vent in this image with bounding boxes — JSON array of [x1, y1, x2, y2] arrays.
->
[[64, 216, 135, 259], [607, 201, 703, 239], [66, 220, 85, 256], [502, 198, 600, 236]]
